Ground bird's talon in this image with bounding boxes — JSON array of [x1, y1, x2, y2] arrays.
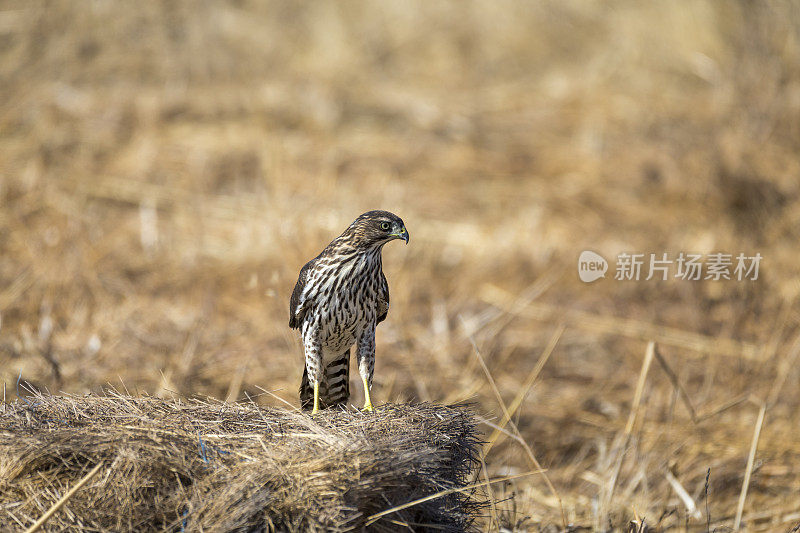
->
[[362, 376, 374, 413]]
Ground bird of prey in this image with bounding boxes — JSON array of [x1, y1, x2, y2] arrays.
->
[[289, 210, 409, 414]]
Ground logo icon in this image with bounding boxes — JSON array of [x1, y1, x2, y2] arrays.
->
[[579, 250, 608, 282]]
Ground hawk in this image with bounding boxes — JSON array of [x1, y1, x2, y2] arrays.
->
[[289, 210, 409, 414]]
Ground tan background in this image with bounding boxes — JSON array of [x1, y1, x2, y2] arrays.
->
[[2, 1, 799, 529]]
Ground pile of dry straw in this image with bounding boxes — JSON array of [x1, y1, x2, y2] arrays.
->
[[0, 391, 483, 532]]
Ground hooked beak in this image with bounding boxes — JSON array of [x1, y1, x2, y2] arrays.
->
[[390, 226, 409, 244]]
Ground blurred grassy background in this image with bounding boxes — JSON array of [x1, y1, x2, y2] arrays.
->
[[2, 0, 800, 529]]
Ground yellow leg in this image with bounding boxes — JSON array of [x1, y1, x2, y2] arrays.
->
[[311, 381, 320, 414], [362, 377, 373, 412]]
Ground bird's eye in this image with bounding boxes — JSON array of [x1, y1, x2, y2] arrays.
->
[[380, 222, 390, 231]]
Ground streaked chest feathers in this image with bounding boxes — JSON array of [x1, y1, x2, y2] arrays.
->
[[301, 250, 382, 352]]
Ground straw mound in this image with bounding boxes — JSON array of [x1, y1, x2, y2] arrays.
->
[[0, 392, 482, 532]]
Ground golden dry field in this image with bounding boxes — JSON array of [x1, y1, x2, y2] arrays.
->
[[2, 1, 800, 530]]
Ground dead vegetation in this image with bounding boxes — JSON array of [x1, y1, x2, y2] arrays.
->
[[0, 391, 481, 532], [2, 0, 800, 530]]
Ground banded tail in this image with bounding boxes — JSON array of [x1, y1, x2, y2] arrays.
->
[[300, 350, 350, 410]]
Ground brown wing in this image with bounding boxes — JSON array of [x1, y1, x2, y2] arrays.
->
[[377, 270, 389, 324], [289, 259, 315, 329]]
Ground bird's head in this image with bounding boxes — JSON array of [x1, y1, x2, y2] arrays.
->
[[346, 210, 409, 248]]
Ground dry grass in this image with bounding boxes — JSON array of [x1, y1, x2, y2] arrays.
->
[[1, 391, 482, 532], [2, 0, 800, 530]]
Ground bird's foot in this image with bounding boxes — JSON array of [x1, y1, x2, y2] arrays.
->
[[362, 377, 374, 412]]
